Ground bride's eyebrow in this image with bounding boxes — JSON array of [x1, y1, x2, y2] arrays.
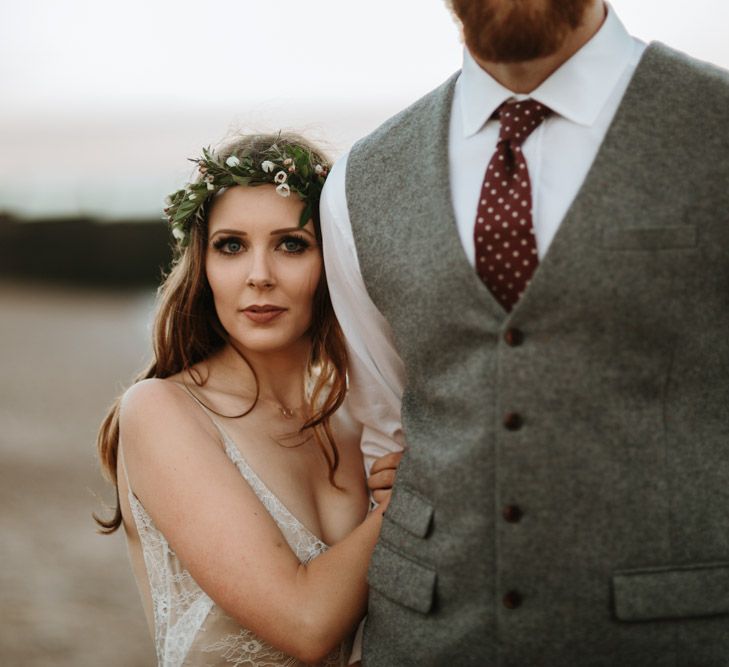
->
[[209, 229, 248, 239], [270, 227, 316, 238]]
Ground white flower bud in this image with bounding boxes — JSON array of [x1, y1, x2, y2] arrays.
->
[[188, 193, 197, 200], [274, 170, 287, 184], [283, 158, 293, 166], [314, 164, 324, 175], [261, 160, 275, 173], [276, 183, 291, 197], [225, 155, 241, 167], [206, 182, 215, 191], [172, 226, 185, 241]]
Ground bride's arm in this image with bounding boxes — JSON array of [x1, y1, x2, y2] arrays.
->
[[120, 378, 387, 665]]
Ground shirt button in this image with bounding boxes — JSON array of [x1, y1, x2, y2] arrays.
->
[[502, 505, 523, 523], [503, 591, 522, 609], [503, 328, 524, 347], [503, 412, 523, 431]]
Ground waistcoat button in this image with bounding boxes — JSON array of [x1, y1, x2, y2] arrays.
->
[[502, 505, 523, 523], [503, 412, 523, 430], [504, 328, 524, 346], [503, 591, 522, 609]]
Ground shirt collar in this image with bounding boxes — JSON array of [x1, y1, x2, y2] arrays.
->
[[459, 3, 636, 137]]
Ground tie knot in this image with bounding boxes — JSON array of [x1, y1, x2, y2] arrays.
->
[[496, 99, 551, 146]]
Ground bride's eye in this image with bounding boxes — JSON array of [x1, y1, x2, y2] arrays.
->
[[278, 235, 310, 255], [213, 237, 245, 255]]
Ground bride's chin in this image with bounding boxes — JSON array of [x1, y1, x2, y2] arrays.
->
[[227, 331, 293, 355], [221, 318, 312, 358]]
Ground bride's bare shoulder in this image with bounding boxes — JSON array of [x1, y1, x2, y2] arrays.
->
[[119, 377, 217, 453], [121, 376, 187, 417]]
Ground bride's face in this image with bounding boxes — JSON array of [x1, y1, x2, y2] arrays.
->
[[205, 185, 322, 355]]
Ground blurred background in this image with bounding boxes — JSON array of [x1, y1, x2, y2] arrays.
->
[[1, 1, 727, 664]]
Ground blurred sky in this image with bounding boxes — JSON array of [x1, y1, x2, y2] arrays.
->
[[1, 0, 728, 218]]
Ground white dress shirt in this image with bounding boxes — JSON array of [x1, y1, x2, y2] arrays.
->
[[321, 6, 646, 481]]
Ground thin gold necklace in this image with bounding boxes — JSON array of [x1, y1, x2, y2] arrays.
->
[[277, 404, 296, 419], [255, 395, 300, 419], [182, 378, 302, 420]]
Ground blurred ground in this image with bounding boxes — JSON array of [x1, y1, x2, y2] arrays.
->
[[0, 280, 157, 666]]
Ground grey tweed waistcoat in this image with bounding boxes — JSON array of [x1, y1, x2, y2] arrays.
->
[[345, 43, 729, 667]]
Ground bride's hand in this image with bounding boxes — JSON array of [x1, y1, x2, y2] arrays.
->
[[368, 451, 404, 509]]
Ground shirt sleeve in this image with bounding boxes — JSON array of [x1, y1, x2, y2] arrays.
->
[[321, 153, 407, 666], [320, 152, 406, 472]]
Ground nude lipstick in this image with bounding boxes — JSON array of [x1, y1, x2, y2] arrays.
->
[[242, 305, 287, 324]]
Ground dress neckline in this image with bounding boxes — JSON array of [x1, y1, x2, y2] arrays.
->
[[162, 379, 331, 549], [125, 418, 330, 549], [211, 418, 330, 549]]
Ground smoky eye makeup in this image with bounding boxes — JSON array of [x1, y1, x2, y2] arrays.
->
[[212, 235, 245, 255], [277, 233, 311, 254]]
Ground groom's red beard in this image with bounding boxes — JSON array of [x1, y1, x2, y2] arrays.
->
[[449, 0, 595, 64]]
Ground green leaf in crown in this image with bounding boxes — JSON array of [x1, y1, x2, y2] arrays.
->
[[163, 138, 330, 246]]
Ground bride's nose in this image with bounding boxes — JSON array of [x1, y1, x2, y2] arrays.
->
[[245, 248, 276, 289]]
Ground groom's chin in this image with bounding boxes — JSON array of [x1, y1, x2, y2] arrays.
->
[[450, 0, 594, 64]]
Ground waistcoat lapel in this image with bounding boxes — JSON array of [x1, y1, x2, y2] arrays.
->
[[510, 42, 684, 321], [427, 75, 511, 323]]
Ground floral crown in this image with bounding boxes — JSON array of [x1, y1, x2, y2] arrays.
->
[[164, 139, 330, 245]]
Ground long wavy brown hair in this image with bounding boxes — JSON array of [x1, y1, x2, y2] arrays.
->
[[95, 133, 348, 534]]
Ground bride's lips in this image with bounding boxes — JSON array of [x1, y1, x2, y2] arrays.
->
[[241, 304, 287, 324]]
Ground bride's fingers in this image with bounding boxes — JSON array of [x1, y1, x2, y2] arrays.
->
[[370, 451, 404, 475], [372, 488, 392, 505], [368, 468, 396, 491]]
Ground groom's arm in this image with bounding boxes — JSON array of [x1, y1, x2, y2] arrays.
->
[[320, 152, 406, 472]]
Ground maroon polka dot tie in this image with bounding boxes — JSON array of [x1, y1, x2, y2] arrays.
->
[[474, 99, 552, 312]]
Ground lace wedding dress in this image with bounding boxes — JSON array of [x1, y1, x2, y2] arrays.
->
[[125, 420, 352, 666]]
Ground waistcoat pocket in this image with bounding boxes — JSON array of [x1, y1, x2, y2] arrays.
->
[[602, 224, 697, 250], [385, 483, 434, 538], [613, 561, 729, 621], [368, 539, 437, 614]]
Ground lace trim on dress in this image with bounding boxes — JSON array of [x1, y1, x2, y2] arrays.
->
[[201, 627, 348, 667], [215, 426, 329, 564], [128, 492, 215, 666], [201, 628, 298, 667]]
